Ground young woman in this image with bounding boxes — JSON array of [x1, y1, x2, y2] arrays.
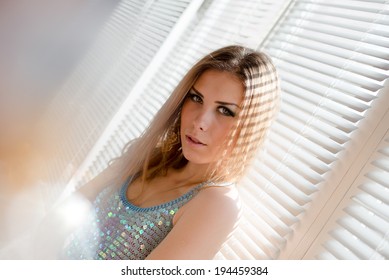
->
[[62, 45, 280, 260]]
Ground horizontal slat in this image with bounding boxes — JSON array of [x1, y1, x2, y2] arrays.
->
[[280, 72, 371, 114], [217, 240, 242, 260], [269, 40, 388, 81], [234, 227, 279, 259], [345, 204, 389, 236], [276, 25, 389, 60], [299, 0, 389, 13], [271, 35, 389, 70], [294, 3, 389, 23], [322, 239, 359, 259], [289, 9, 389, 37], [236, 218, 283, 258], [245, 174, 304, 219], [283, 93, 358, 133], [371, 157, 389, 173], [365, 171, 389, 189], [272, 121, 340, 162], [269, 132, 330, 176], [239, 209, 287, 247], [286, 14, 389, 48], [329, 228, 379, 259], [263, 151, 322, 191], [353, 193, 389, 223], [273, 58, 379, 102], [378, 145, 389, 157], [281, 103, 351, 142], [154, 1, 188, 15], [219, 233, 256, 259], [360, 183, 389, 208], [239, 182, 293, 238], [232, 227, 272, 259], [249, 157, 313, 206], [159, 0, 189, 10], [337, 217, 389, 258], [269, 49, 384, 91], [259, 153, 318, 193]]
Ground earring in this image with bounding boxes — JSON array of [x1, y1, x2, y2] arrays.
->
[[163, 124, 180, 152]]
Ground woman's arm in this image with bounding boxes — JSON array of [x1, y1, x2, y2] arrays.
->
[[76, 161, 121, 202], [146, 185, 241, 260]]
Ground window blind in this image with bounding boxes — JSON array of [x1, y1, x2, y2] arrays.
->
[[260, 0, 389, 259], [305, 127, 389, 260]]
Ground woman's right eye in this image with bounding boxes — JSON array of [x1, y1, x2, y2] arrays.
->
[[188, 93, 202, 103]]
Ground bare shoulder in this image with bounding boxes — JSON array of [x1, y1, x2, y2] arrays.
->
[[174, 184, 242, 226], [76, 163, 119, 201], [147, 184, 242, 259], [196, 184, 240, 209]]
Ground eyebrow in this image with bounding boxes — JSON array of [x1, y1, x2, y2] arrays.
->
[[191, 87, 241, 109]]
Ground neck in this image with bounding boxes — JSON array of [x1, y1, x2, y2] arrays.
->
[[169, 161, 210, 185]]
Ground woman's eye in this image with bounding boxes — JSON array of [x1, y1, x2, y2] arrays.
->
[[189, 93, 202, 103], [219, 107, 235, 117]]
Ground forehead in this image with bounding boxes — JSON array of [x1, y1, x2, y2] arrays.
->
[[194, 69, 244, 103]]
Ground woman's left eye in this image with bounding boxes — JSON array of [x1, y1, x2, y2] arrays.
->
[[218, 107, 235, 117]]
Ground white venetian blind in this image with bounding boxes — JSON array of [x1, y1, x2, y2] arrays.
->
[[258, 0, 389, 259], [306, 127, 389, 260]]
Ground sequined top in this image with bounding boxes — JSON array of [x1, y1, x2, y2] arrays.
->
[[62, 176, 215, 260]]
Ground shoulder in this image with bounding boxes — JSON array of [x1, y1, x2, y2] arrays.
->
[[146, 184, 241, 259], [174, 184, 242, 228], [76, 163, 121, 202], [196, 184, 241, 211]]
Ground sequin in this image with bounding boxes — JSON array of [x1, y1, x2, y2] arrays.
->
[[61, 176, 224, 260]]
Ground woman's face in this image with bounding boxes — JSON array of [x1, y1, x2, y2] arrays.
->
[[180, 69, 244, 165]]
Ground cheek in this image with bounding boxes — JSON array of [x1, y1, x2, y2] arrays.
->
[[211, 122, 236, 150], [180, 102, 191, 129], [218, 120, 236, 136]]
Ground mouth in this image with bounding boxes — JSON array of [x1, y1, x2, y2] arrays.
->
[[186, 135, 206, 146]]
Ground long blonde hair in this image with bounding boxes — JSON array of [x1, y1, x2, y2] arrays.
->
[[112, 45, 280, 186]]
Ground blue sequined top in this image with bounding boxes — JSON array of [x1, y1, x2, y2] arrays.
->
[[62, 176, 213, 260]]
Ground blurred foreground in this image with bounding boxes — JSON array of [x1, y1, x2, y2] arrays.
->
[[0, 0, 119, 259]]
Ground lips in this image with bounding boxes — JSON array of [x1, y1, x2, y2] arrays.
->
[[186, 135, 206, 146]]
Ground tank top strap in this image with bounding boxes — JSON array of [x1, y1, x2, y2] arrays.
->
[[196, 180, 235, 189]]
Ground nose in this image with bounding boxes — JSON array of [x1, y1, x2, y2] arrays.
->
[[193, 109, 211, 131]]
